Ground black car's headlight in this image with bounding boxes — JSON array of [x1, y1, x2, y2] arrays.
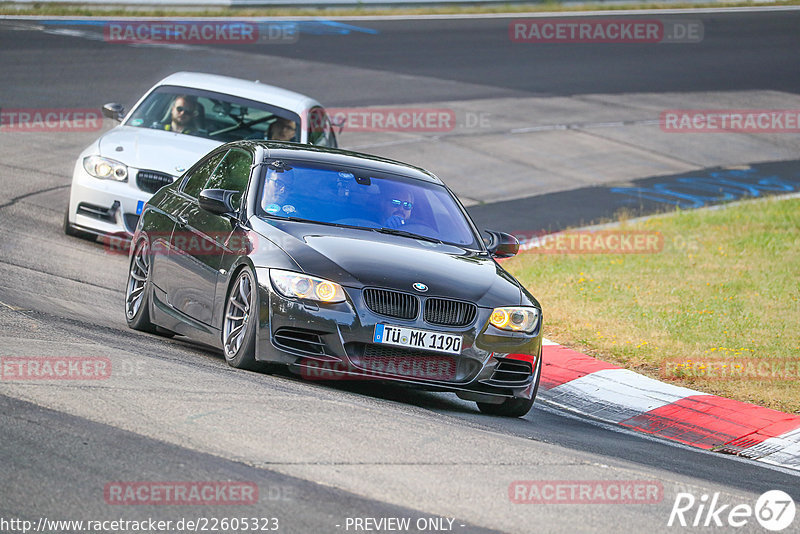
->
[[269, 269, 346, 303], [83, 155, 128, 181], [489, 306, 540, 333]]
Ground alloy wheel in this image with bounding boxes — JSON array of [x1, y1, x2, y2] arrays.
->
[[125, 241, 149, 319], [224, 270, 254, 357]]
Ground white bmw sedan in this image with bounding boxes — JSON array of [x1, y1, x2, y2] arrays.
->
[[65, 71, 338, 240]]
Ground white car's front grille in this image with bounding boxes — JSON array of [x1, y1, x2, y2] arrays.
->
[[136, 170, 174, 194]]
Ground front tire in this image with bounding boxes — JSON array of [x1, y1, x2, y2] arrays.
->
[[125, 239, 157, 333], [222, 267, 259, 370], [477, 396, 535, 417], [477, 356, 542, 417]]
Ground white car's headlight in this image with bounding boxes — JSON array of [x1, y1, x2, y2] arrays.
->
[[489, 306, 540, 333], [83, 155, 128, 181], [269, 269, 346, 303]]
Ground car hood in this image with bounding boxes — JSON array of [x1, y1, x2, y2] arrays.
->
[[98, 125, 221, 175], [251, 219, 523, 307]]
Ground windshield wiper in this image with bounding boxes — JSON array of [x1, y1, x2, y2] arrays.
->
[[257, 216, 445, 244], [260, 215, 358, 228], [372, 227, 443, 244], [209, 115, 272, 138]]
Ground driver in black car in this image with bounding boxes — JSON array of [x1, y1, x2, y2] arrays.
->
[[379, 185, 414, 229]]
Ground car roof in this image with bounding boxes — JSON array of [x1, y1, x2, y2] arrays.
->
[[236, 141, 443, 185], [154, 72, 321, 114]]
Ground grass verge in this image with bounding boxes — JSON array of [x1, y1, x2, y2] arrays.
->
[[1, 0, 799, 18], [504, 196, 800, 413]]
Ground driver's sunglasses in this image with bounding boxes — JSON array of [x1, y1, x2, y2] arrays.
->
[[175, 106, 197, 115], [390, 199, 413, 210]]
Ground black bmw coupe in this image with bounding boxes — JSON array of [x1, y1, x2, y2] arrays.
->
[[125, 141, 543, 417]]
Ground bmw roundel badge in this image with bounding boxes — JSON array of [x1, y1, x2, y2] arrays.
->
[[413, 282, 428, 292]]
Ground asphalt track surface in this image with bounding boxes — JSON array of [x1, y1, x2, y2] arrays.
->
[[1, 10, 799, 534], [468, 158, 800, 233], [3, 11, 800, 106]]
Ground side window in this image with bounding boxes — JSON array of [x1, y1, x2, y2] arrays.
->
[[204, 149, 252, 211], [181, 151, 225, 198], [307, 107, 336, 147]]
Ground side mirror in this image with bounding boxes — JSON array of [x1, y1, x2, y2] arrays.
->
[[199, 189, 238, 217], [102, 103, 125, 122], [484, 230, 519, 259]]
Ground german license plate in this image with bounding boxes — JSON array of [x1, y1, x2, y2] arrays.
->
[[373, 324, 462, 355]]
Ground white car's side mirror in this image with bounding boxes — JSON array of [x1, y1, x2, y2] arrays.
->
[[102, 103, 125, 122]]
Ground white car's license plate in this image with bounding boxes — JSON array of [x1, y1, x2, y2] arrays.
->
[[373, 324, 462, 355]]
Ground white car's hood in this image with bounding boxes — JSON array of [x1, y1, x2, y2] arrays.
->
[[98, 125, 222, 176]]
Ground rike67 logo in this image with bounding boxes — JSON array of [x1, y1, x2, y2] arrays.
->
[[668, 490, 795, 531]]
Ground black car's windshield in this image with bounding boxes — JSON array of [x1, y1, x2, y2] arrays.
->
[[125, 85, 301, 143], [256, 161, 480, 248]]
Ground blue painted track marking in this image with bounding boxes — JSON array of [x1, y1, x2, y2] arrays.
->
[[610, 168, 800, 209], [37, 19, 379, 36]]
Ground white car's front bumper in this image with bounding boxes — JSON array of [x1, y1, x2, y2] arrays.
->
[[67, 158, 176, 237]]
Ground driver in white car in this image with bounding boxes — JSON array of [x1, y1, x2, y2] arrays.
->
[[160, 95, 200, 134]]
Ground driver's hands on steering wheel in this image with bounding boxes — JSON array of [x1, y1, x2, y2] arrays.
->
[[384, 215, 406, 229]]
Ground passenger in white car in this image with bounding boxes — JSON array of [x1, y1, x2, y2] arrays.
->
[[267, 117, 297, 141]]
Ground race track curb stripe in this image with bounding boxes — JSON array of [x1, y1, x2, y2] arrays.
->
[[538, 341, 800, 471]]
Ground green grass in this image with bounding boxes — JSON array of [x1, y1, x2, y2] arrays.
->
[[505, 197, 800, 413], [1, 0, 799, 17]]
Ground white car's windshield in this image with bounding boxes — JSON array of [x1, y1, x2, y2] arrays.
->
[[257, 160, 480, 248], [126, 85, 301, 143]]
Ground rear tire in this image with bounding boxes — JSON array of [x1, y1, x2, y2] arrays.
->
[[222, 267, 260, 370], [477, 356, 542, 417]]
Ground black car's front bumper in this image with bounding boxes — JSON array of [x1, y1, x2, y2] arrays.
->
[[253, 277, 542, 400]]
